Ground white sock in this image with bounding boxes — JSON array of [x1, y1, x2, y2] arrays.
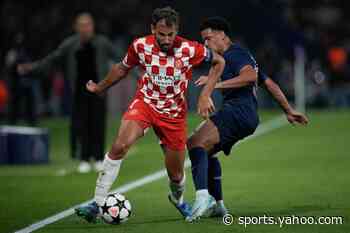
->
[[94, 153, 122, 206], [195, 189, 209, 199], [169, 173, 186, 205], [217, 200, 225, 208]]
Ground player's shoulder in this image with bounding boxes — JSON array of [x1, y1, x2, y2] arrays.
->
[[127, 35, 156, 54], [225, 43, 250, 57], [225, 43, 256, 64], [173, 36, 204, 59], [130, 35, 155, 46], [175, 36, 202, 47]]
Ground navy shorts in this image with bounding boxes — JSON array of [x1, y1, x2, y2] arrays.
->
[[210, 99, 259, 155]]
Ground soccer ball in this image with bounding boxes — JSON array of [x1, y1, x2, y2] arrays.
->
[[99, 193, 132, 224]]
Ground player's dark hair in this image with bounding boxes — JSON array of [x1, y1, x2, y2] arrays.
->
[[152, 6, 179, 27], [200, 17, 231, 36]]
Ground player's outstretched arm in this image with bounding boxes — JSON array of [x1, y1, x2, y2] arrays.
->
[[17, 38, 71, 75], [263, 77, 308, 125], [215, 65, 257, 89], [86, 63, 129, 95], [197, 51, 225, 118]]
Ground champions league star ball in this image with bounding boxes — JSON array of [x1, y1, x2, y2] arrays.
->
[[100, 193, 132, 224]]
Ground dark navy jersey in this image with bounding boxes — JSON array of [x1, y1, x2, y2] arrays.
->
[[258, 71, 268, 86], [209, 44, 262, 155], [221, 43, 259, 102]]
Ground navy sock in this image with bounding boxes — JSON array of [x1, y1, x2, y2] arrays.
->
[[208, 157, 223, 201], [189, 147, 208, 190]]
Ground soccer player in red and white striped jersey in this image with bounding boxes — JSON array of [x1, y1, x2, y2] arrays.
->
[[75, 6, 225, 222]]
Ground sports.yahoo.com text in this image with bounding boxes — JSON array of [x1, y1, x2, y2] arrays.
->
[[222, 214, 344, 227]]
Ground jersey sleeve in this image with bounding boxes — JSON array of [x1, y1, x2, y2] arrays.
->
[[189, 42, 212, 67], [258, 71, 268, 86], [121, 41, 139, 69]]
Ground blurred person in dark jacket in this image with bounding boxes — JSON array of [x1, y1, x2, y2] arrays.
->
[[6, 33, 38, 126], [18, 13, 118, 173]]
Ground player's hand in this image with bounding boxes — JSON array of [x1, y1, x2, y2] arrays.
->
[[286, 109, 309, 125], [86, 80, 101, 94], [197, 95, 215, 119], [195, 76, 209, 86], [17, 63, 33, 75]]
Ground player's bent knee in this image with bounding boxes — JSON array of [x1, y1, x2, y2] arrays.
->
[[187, 136, 200, 150], [109, 142, 131, 159], [186, 138, 193, 150], [187, 137, 206, 150]]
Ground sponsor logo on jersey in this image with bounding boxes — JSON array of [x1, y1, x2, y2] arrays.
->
[[152, 75, 181, 87]]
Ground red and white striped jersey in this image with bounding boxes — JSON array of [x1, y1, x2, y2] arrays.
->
[[122, 35, 210, 118]]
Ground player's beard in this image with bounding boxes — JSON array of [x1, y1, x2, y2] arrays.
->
[[156, 38, 171, 52], [160, 43, 171, 52], [162, 45, 170, 52]]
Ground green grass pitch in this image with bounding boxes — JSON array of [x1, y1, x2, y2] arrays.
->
[[1, 110, 349, 233]]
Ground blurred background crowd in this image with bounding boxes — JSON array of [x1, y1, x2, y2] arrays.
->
[[0, 0, 349, 121]]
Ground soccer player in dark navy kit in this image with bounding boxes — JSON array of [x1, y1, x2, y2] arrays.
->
[[186, 17, 308, 221]]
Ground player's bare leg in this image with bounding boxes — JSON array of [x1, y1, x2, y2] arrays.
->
[[164, 146, 185, 202], [187, 119, 220, 151], [162, 146, 191, 218], [186, 119, 220, 221], [94, 120, 144, 204], [75, 120, 144, 223]]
